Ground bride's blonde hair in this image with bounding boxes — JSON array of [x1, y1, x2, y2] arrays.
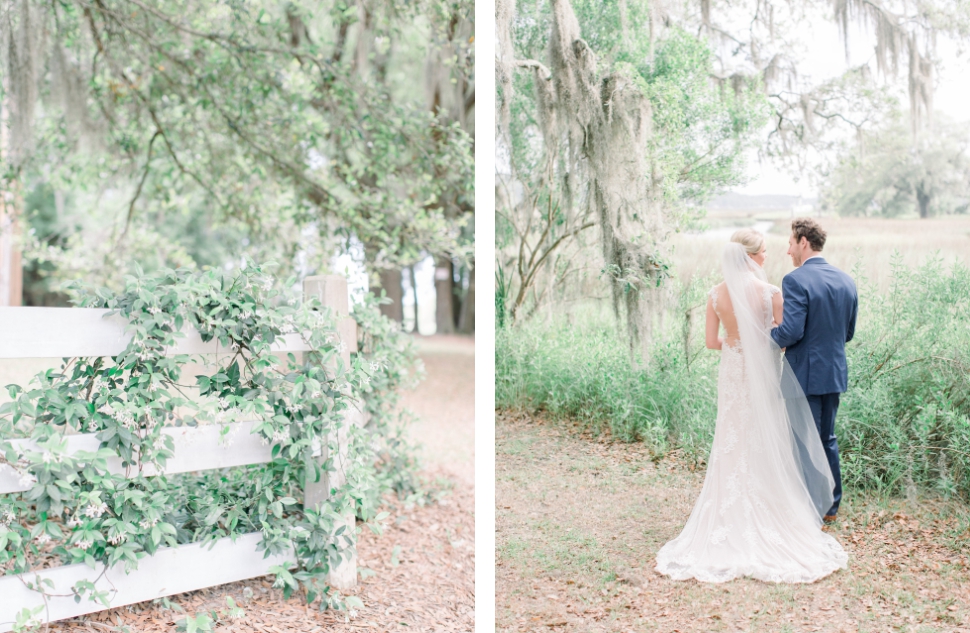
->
[[730, 228, 765, 255]]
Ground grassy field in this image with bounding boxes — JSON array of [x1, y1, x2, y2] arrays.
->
[[496, 412, 970, 633], [671, 213, 970, 291]]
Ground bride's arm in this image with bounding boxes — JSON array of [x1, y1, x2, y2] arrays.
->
[[771, 289, 784, 327], [705, 295, 723, 350]]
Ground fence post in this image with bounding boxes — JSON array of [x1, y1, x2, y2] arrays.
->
[[302, 275, 358, 590]]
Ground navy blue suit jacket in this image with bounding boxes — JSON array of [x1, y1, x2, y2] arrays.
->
[[770, 257, 858, 395]]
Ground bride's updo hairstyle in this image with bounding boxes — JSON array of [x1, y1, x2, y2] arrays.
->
[[730, 228, 765, 255]]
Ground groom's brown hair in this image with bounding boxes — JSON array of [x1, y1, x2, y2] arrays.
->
[[791, 218, 826, 251]]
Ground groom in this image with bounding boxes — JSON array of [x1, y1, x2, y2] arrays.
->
[[770, 218, 858, 524]]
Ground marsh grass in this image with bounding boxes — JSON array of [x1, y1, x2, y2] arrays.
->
[[672, 214, 970, 292]]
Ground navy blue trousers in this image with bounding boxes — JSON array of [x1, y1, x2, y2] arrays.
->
[[806, 393, 842, 516]]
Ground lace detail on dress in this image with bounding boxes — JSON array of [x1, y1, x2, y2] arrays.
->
[[709, 286, 719, 312]]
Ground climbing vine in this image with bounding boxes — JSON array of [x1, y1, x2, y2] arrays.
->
[[0, 262, 421, 619]]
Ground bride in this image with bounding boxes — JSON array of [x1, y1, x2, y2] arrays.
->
[[655, 229, 848, 583]]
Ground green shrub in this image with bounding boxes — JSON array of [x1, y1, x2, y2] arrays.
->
[[840, 258, 970, 498], [496, 277, 719, 458]]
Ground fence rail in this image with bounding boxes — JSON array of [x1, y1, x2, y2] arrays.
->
[[0, 275, 358, 631]]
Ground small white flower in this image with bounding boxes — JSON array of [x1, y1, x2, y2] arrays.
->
[[17, 471, 36, 487], [218, 397, 229, 409], [76, 540, 92, 551], [369, 361, 381, 372], [35, 533, 51, 545], [138, 517, 158, 529], [68, 517, 83, 528], [41, 452, 52, 464], [310, 390, 321, 399], [148, 382, 158, 393], [147, 305, 161, 315], [83, 502, 108, 519], [271, 430, 289, 443], [114, 410, 136, 429], [108, 533, 127, 546]]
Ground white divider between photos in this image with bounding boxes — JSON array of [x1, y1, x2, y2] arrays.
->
[[0, 275, 359, 631]]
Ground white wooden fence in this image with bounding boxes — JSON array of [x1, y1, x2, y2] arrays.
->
[[0, 275, 360, 630]]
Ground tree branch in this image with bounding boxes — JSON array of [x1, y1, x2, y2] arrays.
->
[[119, 130, 161, 243], [514, 59, 552, 80]]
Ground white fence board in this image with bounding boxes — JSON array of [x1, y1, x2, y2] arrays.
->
[[0, 420, 278, 494], [0, 532, 294, 631], [0, 307, 319, 358], [0, 410, 368, 495]]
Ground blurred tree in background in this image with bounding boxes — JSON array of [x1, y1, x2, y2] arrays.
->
[[0, 0, 474, 333], [824, 117, 970, 219]]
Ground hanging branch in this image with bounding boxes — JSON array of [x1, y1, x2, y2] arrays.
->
[[118, 129, 161, 243]]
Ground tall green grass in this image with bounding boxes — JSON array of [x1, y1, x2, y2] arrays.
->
[[496, 257, 970, 499], [496, 278, 720, 457]]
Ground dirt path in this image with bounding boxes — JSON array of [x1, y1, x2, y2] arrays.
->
[[41, 334, 475, 632], [496, 411, 970, 633], [400, 335, 475, 486]]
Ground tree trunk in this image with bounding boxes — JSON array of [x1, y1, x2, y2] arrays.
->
[[375, 269, 404, 323], [434, 256, 455, 334], [0, 200, 23, 307], [916, 184, 931, 219], [0, 75, 22, 307], [408, 265, 419, 333], [458, 263, 475, 333], [452, 264, 463, 329]]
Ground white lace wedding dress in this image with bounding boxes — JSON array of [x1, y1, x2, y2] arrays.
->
[[655, 244, 848, 583]]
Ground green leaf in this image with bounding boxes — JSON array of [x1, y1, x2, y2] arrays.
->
[[204, 506, 225, 526]]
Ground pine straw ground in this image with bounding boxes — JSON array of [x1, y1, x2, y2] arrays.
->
[[46, 469, 473, 633], [496, 411, 970, 633]]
